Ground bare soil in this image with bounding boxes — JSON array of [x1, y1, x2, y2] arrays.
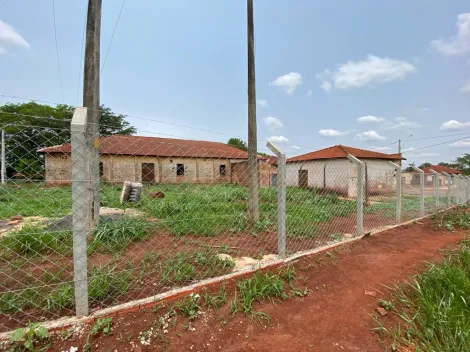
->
[[36, 216, 464, 352]]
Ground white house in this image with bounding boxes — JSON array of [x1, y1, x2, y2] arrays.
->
[[286, 145, 403, 197]]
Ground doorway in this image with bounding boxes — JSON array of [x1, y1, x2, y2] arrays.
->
[[298, 170, 308, 188], [142, 163, 155, 183]]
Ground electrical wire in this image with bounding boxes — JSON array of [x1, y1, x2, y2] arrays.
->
[[101, 0, 126, 74], [401, 136, 470, 154], [51, 0, 65, 103]]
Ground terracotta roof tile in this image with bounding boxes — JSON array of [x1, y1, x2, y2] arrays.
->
[[420, 165, 462, 174], [38, 135, 249, 159], [287, 145, 403, 162]]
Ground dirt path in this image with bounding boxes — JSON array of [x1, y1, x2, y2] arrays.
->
[[46, 218, 463, 352]]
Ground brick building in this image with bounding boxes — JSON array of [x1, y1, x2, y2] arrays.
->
[[38, 135, 276, 186]]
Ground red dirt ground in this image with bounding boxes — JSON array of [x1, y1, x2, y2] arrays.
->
[[13, 217, 465, 352]]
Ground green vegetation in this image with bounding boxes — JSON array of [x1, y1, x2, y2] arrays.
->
[[9, 323, 49, 351], [432, 207, 470, 231], [203, 285, 227, 309], [1, 226, 71, 256], [230, 271, 286, 321], [89, 215, 154, 253], [176, 293, 201, 320], [377, 239, 470, 352]]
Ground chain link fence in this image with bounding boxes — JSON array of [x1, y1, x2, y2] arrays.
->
[[1, 112, 470, 332]]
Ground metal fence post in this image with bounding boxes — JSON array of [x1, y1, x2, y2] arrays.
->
[[411, 166, 425, 216], [71, 107, 90, 317], [388, 161, 401, 223], [267, 142, 286, 259], [430, 169, 440, 209], [347, 155, 364, 236]]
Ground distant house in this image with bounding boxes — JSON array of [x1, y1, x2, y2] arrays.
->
[[38, 135, 276, 187], [410, 165, 462, 186], [286, 145, 403, 197]]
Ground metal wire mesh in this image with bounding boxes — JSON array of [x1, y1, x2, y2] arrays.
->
[[1, 119, 469, 332]]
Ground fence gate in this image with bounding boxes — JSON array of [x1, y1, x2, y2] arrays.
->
[[298, 169, 308, 188]]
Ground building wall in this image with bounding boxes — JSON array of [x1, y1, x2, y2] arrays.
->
[[44, 153, 234, 185], [286, 158, 396, 197], [231, 161, 276, 187]]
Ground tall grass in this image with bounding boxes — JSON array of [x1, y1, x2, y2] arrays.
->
[[389, 240, 470, 351]]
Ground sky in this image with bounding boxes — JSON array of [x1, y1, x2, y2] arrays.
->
[[0, 0, 469, 166]]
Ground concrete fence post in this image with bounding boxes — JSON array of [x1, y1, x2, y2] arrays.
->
[[388, 161, 401, 223], [347, 154, 364, 236], [429, 169, 440, 209], [458, 175, 465, 204], [267, 142, 286, 259], [71, 107, 90, 317], [411, 165, 425, 216], [442, 172, 451, 206]]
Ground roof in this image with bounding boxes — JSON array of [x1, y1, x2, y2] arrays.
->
[[258, 155, 278, 165], [38, 135, 249, 159], [287, 145, 403, 163], [419, 165, 462, 174]]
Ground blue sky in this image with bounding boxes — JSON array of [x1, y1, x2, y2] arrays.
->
[[0, 0, 469, 165]]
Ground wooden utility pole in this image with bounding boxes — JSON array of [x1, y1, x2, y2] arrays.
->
[[83, 0, 102, 227], [247, 0, 259, 222], [398, 139, 401, 166]]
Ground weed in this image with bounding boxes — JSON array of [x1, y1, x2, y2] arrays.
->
[[176, 293, 201, 320], [90, 216, 153, 252], [280, 265, 296, 283], [46, 283, 74, 310], [378, 299, 394, 312], [0, 292, 21, 313], [203, 285, 227, 309], [1, 226, 71, 256], [90, 318, 113, 336], [88, 264, 133, 302], [160, 253, 195, 284], [9, 323, 49, 351], [234, 272, 286, 317]]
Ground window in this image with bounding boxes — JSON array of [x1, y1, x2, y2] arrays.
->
[[176, 163, 185, 176], [219, 164, 226, 176], [99, 162, 104, 177]]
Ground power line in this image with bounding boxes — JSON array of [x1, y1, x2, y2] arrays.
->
[[101, 0, 126, 74], [51, 0, 65, 103], [402, 136, 470, 154], [408, 132, 470, 142]]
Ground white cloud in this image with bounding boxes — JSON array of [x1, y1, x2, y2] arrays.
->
[[320, 55, 415, 90], [440, 120, 470, 130], [383, 117, 421, 130], [292, 146, 301, 150], [267, 136, 289, 144], [269, 72, 302, 95], [263, 116, 283, 131], [357, 115, 386, 123], [450, 140, 470, 148], [318, 129, 348, 137], [460, 81, 470, 93], [257, 99, 268, 107], [431, 13, 470, 55], [307, 89, 313, 96], [0, 47, 6, 55], [320, 81, 332, 93], [354, 130, 386, 142], [372, 146, 393, 151], [0, 20, 30, 49]]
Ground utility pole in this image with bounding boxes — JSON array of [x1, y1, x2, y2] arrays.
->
[[1, 129, 5, 184], [83, 0, 102, 227], [398, 139, 401, 167], [247, 0, 259, 222]]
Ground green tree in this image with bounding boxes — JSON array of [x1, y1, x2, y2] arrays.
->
[[454, 154, 470, 175], [227, 138, 247, 151], [418, 162, 432, 169], [0, 102, 136, 179]]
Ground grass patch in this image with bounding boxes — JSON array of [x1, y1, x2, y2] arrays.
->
[[89, 215, 154, 253], [381, 239, 470, 351], [432, 208, 470, 231], [1, 225, 71, 256], [231, 271, 286, 320]]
